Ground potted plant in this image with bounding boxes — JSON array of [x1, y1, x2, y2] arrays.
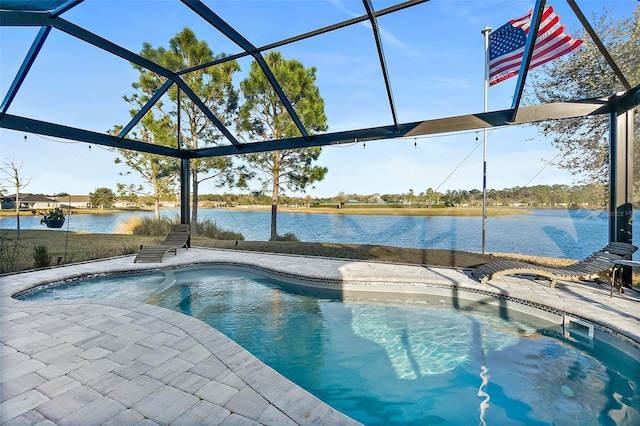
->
[[40, 207, 66, 228]]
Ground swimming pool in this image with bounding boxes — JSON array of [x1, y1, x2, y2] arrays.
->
[[17, 266, 640, 425]]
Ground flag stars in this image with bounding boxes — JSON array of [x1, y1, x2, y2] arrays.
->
[[489, 26, 526, 60], [487, 5, 582, 85]]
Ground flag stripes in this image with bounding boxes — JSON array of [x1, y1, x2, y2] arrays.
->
[[488, 5, 582, 86]]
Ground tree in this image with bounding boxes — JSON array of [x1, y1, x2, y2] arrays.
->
[[424, 187, 436, 207], [127, 28, 249, 232], [529, 6, 639, 187], [90, 187, 116, 209], [237, 51, 328, 240], [404, 188, 415, 207], [112, 113, 178, 219], [0, 159, 31, 237]]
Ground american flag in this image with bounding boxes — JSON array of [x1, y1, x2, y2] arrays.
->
[[488, 5, 582, 86]]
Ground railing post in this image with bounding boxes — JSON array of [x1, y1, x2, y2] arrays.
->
[[180, 157, 191, 247], [609, 96, 634, 285]]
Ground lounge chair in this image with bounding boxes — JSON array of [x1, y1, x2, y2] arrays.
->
[[134, 224, 190, 263], [472, 242, 637, 295]]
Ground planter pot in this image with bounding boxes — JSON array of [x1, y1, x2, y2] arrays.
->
[[45, 219, 65, 228]]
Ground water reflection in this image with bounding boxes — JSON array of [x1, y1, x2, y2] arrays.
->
[[350, 304, 531, 379]]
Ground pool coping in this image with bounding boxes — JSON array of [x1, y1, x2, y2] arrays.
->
[[2, 247, 640, 425]]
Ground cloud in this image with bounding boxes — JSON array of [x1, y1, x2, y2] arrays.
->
[[326, 0, 421, 59]]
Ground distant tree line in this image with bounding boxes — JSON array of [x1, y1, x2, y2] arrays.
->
[[376, 184, 608, 208], [26, 183, 609, 210], [196, 183, 610, 209]]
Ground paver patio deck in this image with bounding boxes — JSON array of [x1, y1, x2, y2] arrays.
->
[[1, 247, 639, 425]]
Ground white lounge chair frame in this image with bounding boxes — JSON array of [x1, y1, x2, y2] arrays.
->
[[472, 242, 637, 295], [134, 224, 190, 263]]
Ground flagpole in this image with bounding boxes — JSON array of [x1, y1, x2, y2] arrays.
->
[[481, 26, 491, 255]]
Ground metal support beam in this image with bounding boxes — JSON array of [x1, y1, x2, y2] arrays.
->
[[510, 0, 546, 122], [118, 79, 174, 140], [608, 98, 634, 285], [363, 0, 399, 131], [2, 94, 617, 159], [0, 113, 182, 157], [49, 0, 84, 17], [174, 78, 243, 149], [567, 0, 631, 91], [182, 0, 310, 141], [179, 0, 431, 76], [616, 83, 640, 115], [0, 11, 246, 149], [189, 96, 612, 158], [180, 158, 191, 246], [1, 26, 51, 118]]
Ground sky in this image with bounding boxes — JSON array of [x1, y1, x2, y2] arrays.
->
[[0, 0, 636, 199]]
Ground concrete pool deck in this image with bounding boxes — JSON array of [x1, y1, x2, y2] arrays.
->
[[1, 247, 639, 425]]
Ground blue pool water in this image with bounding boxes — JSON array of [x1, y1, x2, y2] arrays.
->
[[17, 267, 640, 425]]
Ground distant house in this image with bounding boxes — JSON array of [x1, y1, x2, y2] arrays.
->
[[1, 194, 92, 209], [1, 193, 57, 210], [53, 195, 92, 209], [113, 199, 134, 209]]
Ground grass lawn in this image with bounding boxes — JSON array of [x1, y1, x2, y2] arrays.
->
[[1, 228, 574, 274], [5, 228, 637, 289]]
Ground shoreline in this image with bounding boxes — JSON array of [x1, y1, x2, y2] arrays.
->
[[226, 205, 530, 216], [0, 205, 610, 218]]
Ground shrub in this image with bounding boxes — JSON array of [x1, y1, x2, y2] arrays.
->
[[124, 216, 244, 241], [126, 216, 173, 236], [0, 234, 26, 273], [33, 245, 52, 268], [196, 219, 245, 240], [275, 233, 299, 242]]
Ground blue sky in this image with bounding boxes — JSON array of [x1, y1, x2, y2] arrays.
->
[[1, 0, 636, 198]]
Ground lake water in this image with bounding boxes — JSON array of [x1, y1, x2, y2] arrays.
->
[[1, 208, 636, 260]]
